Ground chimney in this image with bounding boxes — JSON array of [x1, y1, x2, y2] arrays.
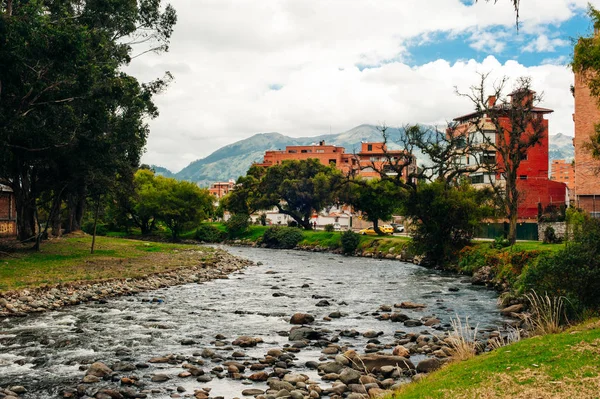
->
[[319, 140, 325, 146], [487, 95, 496, 107]]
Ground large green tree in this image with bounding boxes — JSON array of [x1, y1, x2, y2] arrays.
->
[[0, 0, 176, 243]]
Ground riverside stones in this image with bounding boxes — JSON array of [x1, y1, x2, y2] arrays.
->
[[85, 362, 112, 378], [290, 313, 314, 324]]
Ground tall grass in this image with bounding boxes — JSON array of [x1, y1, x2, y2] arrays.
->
[[447, 316, 479, 361], [523, 290, 567, 335]]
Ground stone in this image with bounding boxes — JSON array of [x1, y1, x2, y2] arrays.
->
[[396, 301, 427, 309], [232, 336, 262, 347], [290, 313, 315, 325], [86, 362, 112, 378], [339, 368, 362, 385], [242, 389, 265, 396], [82, 375, 100, 383], [390, 313, 409, 322], [424, 318, 441, 326], [151, 374, 170, 382], [318, 361, 344, 374], [268, 380, 294, 391], [403, 319, 423, 327], [501, 304, 524, 315], [354, 355, 415, 371], [392, 345, 410, 358], [289, 327, 322, 341], [315, 300, 331, 307], [249, 371, 269, 381], [416, 358, 442, 373]]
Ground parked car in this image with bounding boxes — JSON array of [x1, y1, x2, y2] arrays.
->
[[333, 222, 342, 231], [391, 223, 405, 233], [358, 226, 392, 235]]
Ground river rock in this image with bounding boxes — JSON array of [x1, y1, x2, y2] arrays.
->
[[249, 371, 269, 381], [86, 362, 112, 378], [290, 313, 315, 325], [416, 358, 442, 373], [390, 313, 409, 322], [396, 301, 427, 309], [268, 380, 294, 391], [392, 345, 410, 357], [352, 355, 415, 371], [151, 373, 170, 382], [232, 336, 262, 347], [404, 319, 423, 327], [242, 389, 265, 396], [318, 361, 344, 374], [315, 300, 331, 307], [501, 304, 524, 315], [289, 327, 321, 341], [339, 368, 362, 385], [424, 318, 441, 326]]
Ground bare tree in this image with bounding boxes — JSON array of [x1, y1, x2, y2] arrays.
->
[[455, 74, 548, 244]]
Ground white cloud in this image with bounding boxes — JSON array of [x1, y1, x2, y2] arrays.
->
[[523, 34, 570, 52], [126, 0, 587, 172]]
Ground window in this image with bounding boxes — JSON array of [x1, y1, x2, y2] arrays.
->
[[470, 174, 484, 184], [519, 175, 528, 180], [288, 150, 297, 153], [521, 153, 528, 161], [367, 144, 373, 151], [301, 149, 311, 153], [329, 159, 336, 165], [316, 149, 324, 153], [481, 152, 496, 165], [370, 156, 378, 162]]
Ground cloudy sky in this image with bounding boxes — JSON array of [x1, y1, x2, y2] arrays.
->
[[127, 0, 599, 172]]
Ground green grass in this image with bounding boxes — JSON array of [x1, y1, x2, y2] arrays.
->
[[300, 230, 342, 248], [390, 319, 600, 399], [0, 236, 214, 291]]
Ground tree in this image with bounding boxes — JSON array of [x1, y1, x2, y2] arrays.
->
[[455, 75, 547, 244], [156, 177, 214, 242], [126, 169, 163, 235], [340, 178, 404, 235], [403, 180, 494, 265], [251, 159, 342, 230], [0, 0, 176, 244]]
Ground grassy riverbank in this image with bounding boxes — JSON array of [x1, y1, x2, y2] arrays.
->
[[0, 235, 214, 291], [390, 318, 600, 399]]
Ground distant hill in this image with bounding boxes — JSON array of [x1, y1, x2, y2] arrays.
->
[[153, 126, 575, 185], [151, 165, 176, 178]]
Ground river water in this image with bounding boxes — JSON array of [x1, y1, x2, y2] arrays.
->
[[0, 246, 506, 398]]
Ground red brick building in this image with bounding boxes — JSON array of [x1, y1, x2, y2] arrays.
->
[[209, 180, 235, 199], [550, 159, 575, 193], [256, 140, 416, 181], [453, 91, 566, 219], [573, 70, 600, 217], [0, 184, 17, 237]]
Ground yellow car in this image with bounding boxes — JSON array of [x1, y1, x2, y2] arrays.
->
[[359, 226, 392, 235]]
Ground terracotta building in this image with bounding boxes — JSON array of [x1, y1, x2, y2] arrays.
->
[[452, 91, 566, 219], [573, 70, 600, 217], [209, 180, 236, 199], [550, 159, 575, 193], [0, 184, 17, 237], [256, 140, 416, 181]]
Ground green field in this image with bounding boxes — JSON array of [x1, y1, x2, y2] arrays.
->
[[0, 236, 214, 291], [390, 319, 600, 399]]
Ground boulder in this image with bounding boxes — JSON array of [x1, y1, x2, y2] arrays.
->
[[501, 304, 524, 315], [85, 362, 112, 378], [290, 313, 315, 325], [289, 327, 322, 341], [396, 301, 427, 309], [339, 368, 362, 385], [403, 319, 423, 327], [390, 313, 409, 322], [416, 358, 442, 373], [392, 345, 410, 358], [354, 355, 415, 371]]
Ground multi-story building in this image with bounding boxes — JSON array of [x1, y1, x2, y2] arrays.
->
[[550, 159, 575, 193], [452, 91, 566, 219], [0, 184, 17, 237], [208, 180, 236, 199], [256, 140, 416, 181], [573, 66, 600, 217]]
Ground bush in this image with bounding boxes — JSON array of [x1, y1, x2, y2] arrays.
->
[[341, 229, 360, 255], [82, 221, 109, 236], [543, 226, 559, 244], [194, 224, 225, 243], [491, 235, 511, 249], [520, 216, 600, 314], [261, 226, 303, 249], [324, 224, 334, 232], [225, 213, 250, 239]]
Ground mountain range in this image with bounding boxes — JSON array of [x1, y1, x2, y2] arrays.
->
[[154, 124, 575, 186]]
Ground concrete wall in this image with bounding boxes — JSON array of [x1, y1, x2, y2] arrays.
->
[[538, 222, 567, 241]]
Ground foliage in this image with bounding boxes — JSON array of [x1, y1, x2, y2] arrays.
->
[[538, 203, 566, 223], [225, 213, 250, 239], [404, 181, 494, 265], [542, 226, 560, 244], [341, 229, 360, 255], [82, 221, 109, 237], [339, 178, 403, 234], [324, 224, 335, 232], [491, 236, 511, 249], [520, 216, 600, 314], [261, 226, 303, 249], [0, 0, 177, 245], [447, 316, 479, 361], [228, 159, 342, 230], [194, 224, 226, 243], [524, 291, 568, 336]]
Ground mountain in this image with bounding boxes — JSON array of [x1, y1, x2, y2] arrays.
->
[[548, 133, 574, 164], [154, 127, 575, 185], [174, 124, 408, 186], [151, 165, 175, 178]]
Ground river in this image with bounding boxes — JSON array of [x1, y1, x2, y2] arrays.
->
[[0, 246, 506, 398]]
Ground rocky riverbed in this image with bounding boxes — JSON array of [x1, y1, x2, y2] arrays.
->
[[0, 246, 510, 399]]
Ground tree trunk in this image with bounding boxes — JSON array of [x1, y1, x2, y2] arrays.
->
[[373, 220, 383, 235], [12, 171, 37, 242], [50, 195, 63, 237], [91, 197, 100, 254]]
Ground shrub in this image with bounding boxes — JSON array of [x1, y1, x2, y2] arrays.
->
[[324, 224, 335, 232], [225, 213, 250, 239], [194, 224, 225, 243], [520, 216, 600, 315], [491, 235, 511, 249], [82, 221, 109, 236], [262, 226, 303, 249], [542, 226, 559, 244], [341, 229, 360, 255]]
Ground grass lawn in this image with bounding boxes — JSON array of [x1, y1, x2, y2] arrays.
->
[[390, 319, 600, 399], [0, 235, 214, 291]]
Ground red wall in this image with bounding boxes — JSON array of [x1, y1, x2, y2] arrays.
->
[[517, 179, 566, 219]]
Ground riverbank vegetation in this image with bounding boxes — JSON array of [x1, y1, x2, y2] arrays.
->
[[390, 318, 600, 399], [0, 235, 213, 291]]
